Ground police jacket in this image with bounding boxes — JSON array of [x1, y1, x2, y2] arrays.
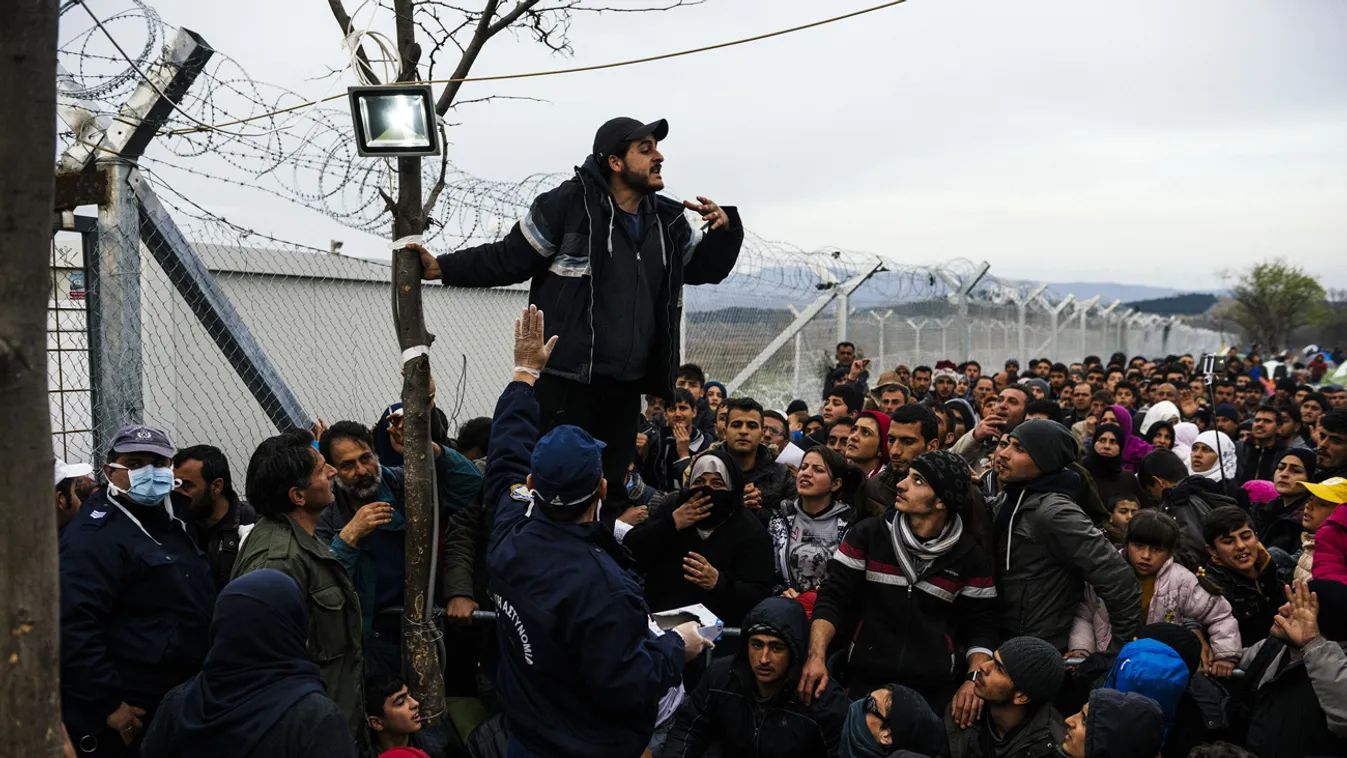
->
[[59, 488, 215, 733], [435, 155, 743, 400], [485, 381, 686, 758]]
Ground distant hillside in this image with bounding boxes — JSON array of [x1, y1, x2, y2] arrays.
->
[[1042, 281, 1222, 303], [1126, 292, 1219, 315]]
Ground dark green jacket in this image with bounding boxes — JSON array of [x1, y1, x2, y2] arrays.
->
[[232, 514, 365, 742]]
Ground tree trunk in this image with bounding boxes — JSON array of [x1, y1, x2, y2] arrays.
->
[[0, 0, 63, 754], [391, 0, 446, 725]]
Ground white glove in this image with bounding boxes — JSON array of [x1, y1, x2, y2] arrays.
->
[[672, 620, 713, 661]]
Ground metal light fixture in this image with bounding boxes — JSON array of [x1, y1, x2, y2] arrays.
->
[[347, 85, 440, 157]]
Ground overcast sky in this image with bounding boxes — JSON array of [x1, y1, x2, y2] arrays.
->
[[92, 0, 1347, 290]]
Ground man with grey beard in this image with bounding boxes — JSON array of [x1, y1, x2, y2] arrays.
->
[[315, 419, 483, 674]]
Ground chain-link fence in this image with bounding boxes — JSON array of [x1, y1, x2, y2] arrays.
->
[[61, 180, 528, 471], [684, 254, 1227, 411]]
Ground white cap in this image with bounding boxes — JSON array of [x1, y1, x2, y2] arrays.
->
[[55, 458, 94, 487]]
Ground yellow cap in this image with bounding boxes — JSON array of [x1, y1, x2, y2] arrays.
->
[[1302, 477, 1347, 505]]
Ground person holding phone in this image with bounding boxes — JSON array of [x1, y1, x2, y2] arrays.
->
[[414, 117, 743, 518]]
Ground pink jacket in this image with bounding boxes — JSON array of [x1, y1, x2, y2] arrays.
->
[[1311, 505, 1347, 584], [1069, 558, 1242, 660]]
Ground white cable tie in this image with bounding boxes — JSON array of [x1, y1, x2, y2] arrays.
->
[[390, 234, 424, 251], [402, 345, 430, 362]]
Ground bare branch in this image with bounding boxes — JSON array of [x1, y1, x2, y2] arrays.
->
[[451, 93, 547, 106], [326, 0, 382, 84], [421, 122, 451, 218], [433, 0, 506, 115]]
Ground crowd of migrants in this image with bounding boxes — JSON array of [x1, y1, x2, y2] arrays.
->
[[49, 114, 1347, 758], [52, 337, 1347, 758]]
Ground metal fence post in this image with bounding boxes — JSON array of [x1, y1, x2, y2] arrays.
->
[[836, 290, 849, 344], [89, 162, 143, 453], [871, 310, 893, 370], [787, 305, 802, 401], [907, 318, 928, 365]]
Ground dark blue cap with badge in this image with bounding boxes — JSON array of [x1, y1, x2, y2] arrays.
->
[[530, 424, 605, 509], [109, 424, 176, 458]]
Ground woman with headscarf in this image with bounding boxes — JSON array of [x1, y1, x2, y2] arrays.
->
[[1082, 423, 1144, 509], [1140, 401, 1181, 437], [1145, 420, 1176, 451], [624, 447, 774, 628], [1189, 430, 1242, 499], [1101, 405, 1152, 473], [1170, 422, 1200, 466], [141, 569, 356, 758], [1253, 448, 1317, 558]]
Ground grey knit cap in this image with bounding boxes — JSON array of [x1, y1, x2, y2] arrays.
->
[[1007, 419, 1079, 474], [998, 636, 1065, 705]]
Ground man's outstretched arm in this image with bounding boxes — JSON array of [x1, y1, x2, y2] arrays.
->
[[486, 305, 558, 542]]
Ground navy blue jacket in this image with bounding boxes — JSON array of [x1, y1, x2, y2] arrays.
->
[[436, 155, 742, 400], [486, 381, 686, 757], [59, 488, 215, 733]]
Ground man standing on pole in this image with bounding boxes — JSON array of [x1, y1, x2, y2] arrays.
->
[[485, 305, 709, 757], [415, 117, 743, 514]]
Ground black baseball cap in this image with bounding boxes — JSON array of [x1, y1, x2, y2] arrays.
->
[[593, 117, 669, 160]]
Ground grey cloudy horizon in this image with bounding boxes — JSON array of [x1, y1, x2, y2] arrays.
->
[[131, 0, 1347, 291]]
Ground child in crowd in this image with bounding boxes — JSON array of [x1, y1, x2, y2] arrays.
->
[[1068, 510, 1241, 675], [1104, 495, 1140, 548]]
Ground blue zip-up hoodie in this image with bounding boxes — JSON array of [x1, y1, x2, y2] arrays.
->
[[486, 380, 686, 757]]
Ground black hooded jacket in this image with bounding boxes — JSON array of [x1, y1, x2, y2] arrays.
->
[[1160, 475, 1237, 549], [624, 447, 774, 627], [436, 154, 743, 399], [659, 597, 849, 758]]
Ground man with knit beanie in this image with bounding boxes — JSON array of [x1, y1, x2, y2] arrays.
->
[[801, 451, 998, 716], [990, 420, 1141, 651], [946, 636, 1067, 758]]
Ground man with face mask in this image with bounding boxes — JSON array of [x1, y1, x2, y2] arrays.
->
[[59, 424, 215, 756], [172, 445, 257, 591], [416, 117, 743, 519]]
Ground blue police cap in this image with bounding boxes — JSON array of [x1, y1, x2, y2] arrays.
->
[[530, 424, 605, 508]]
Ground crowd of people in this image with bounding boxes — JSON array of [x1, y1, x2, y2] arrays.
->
[[53, 324, 1347, 758], [50, 116, 1347, 758]]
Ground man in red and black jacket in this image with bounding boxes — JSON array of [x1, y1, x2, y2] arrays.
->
[[797, 450, 999, 720]]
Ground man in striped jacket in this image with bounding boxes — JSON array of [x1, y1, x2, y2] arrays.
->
[[797, 450, 999, 721]]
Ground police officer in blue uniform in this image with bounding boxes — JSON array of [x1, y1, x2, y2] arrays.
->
[[59, 425, 215, 756], [486, 306, 711, 758]]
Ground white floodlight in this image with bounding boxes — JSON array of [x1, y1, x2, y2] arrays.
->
[[347, 85, 440, 157]]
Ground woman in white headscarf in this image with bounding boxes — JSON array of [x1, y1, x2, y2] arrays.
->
[[1189, 430, 1238, 481], [1171, 422, 1201, 466], [1139, 401, 1181, 436]]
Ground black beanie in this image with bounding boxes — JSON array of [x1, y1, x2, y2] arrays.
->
[[1281, 447, 1318, 480], [1007, 419, 1079, 474], [998, 636, 1065, 705], [910, 450, 974, 517], [1136, 622, 1202, 676]]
